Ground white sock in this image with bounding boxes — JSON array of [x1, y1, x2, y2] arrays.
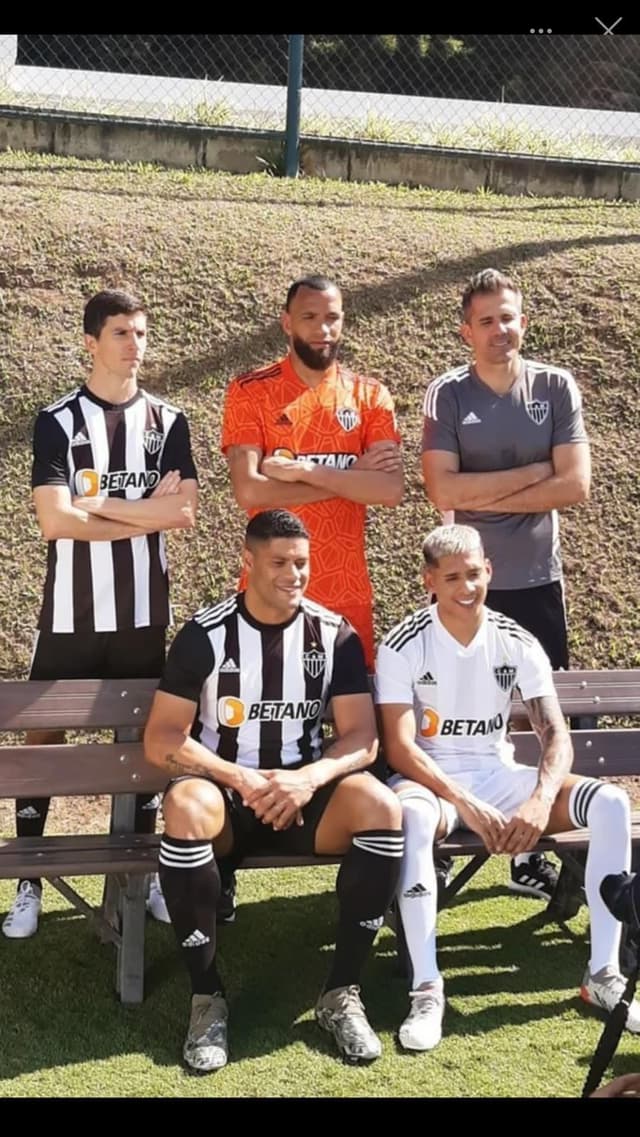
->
[[569, 781, 631, 974], [396, 789, 442, 988]]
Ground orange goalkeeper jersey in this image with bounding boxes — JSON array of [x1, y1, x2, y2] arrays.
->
[[221, 355, 400, 666]]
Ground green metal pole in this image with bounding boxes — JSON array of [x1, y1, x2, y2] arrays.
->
[[285, 35, 304, 178]]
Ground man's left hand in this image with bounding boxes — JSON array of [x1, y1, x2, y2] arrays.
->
[[496, 796, 551, 855], [261, 456, 312, 482], [244, 767, 316, 829]]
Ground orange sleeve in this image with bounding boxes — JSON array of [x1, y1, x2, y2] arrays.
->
[[362, 382, 401, 449], [220, 380, 266, 454]]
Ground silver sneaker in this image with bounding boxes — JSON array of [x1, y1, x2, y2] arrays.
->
[[183, 993, 229, 1072], [398, 982, 445, 1051], [580, 966, 640, 1033], [315, 984, 382, 1063]]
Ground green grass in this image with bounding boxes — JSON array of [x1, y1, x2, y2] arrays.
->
[[0, 858, 638, 1097]]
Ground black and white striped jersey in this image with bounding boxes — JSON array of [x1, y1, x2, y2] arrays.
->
[[159, 593, 370, 769], [32, 384, 197, 633], [375, 603, 555, 775]]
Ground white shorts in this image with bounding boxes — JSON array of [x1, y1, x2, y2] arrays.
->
[[389, 763, 539, 837]]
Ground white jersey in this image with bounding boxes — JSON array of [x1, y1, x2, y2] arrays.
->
[[375, 603, 555, 775]]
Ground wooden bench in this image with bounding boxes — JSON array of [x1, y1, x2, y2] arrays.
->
[[1, 671, 639, 1005]]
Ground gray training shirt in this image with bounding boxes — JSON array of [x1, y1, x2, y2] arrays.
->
[[422, 360, 589, 589]]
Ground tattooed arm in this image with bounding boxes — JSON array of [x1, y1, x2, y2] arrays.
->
[[495, 693, 573, 855], [144, 689, 267, 800]]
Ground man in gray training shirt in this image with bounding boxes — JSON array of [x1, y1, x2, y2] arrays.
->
[[421, 268, 591, 900]]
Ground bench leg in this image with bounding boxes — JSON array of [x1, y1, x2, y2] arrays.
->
[[116, 874, 147, 1006], [440, 853, 490, 906]]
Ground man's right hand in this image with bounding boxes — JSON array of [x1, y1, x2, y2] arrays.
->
[[456, 796, 508, 853], [230, 766, 269, 804], [352, 443, 402, 473]]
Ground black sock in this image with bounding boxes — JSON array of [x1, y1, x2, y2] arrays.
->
[[16, 797, 50, 891], [324, 828, 404, 993], [134, 792, 160, 835], [159, 836, 224, 996]]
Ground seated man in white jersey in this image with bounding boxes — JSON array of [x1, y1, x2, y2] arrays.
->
[[144, 509, 403, 1072], [375, 523, 639, 1053]]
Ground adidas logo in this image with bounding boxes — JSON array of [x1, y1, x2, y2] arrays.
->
[[181, 929, 210, 948], [403, 883, 430, 899], [359, 915, 384, 932], [417, 671, 436, 685], [16, 805, 40, 819], [275, 413, 292, 426], [70, 429, 90, 446], [220, 657, 239, 673], [462, 411, 481, 425]]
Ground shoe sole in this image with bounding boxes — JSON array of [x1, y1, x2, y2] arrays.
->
[[508, 881, 554, 901], [2, 926, 39, 939], [398, 1029, 442, 1052]]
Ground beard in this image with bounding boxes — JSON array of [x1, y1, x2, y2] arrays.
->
[[292, 335, 340, 371]]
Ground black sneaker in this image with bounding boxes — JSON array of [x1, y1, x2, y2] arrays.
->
[[508, 853, 558, 901], [217, 871, 237, 925]]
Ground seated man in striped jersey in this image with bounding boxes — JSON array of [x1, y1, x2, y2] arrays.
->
[[144, 509, 403, 1072], [375, 523, 639, 1053]]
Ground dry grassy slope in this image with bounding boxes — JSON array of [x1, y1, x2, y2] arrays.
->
[[0, 156, 639, 681]]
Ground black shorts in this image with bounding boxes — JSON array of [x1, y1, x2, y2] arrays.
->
[[486, 580, 569, 670], [29, 627, 166, 681], [167, 771, 353, 861]]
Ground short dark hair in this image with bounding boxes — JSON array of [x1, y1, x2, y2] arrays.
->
[[245, 510, 309, 548], [461, 269, 522, 320], [83, 289, 146, 338], [285, 275, 340, 310]]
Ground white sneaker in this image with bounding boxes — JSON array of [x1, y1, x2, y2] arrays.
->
[[146, 874, 171, 924], [399, 981, 445, 1051], [2, 881, 42, 939], [580, 966, 640, 1033]]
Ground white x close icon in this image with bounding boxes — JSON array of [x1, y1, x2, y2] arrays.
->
[[595, 17, 623, 33]]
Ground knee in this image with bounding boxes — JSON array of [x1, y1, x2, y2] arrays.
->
[[398, 792, 440, 840], [340, 774, 402, 831], [591, 783, 631, 827], [162, 778, 225, 839]]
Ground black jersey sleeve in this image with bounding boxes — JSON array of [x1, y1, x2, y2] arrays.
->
[[31, 411, 69, 489], [158, 619, 215, 703], [161, 413, 198, 481], [327, 620, 371, 699]]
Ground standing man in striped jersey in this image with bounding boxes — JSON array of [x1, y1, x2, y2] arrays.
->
[[422, 268, 591, 903], [2, 289, 198, 940], [144, 510, 404, 1071]]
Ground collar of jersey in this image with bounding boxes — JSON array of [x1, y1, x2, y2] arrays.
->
[[469, 358, 526, 399], [237, 590, 302, 633], [80, 383, 143, 411], [432, 602, 488, 655], [284, 354, 339, 391]]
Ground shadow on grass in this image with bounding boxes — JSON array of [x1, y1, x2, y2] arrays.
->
[[0, 888, 593, 1078]]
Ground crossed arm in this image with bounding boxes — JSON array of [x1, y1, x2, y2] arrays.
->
[[422, 442, 590, 514], [145, 688, 378, 831], [33, 471, 197, 542], [227, 440, 404, 511]]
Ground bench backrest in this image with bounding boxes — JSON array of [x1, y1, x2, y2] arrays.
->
[[0, 671, 638, 800]]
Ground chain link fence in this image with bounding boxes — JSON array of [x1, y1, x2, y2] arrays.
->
[[1, 34, 639, 163]]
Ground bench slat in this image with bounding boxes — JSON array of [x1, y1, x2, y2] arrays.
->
[[0, 743, 165, 797], [0, 679, 157, 731], [512, 729, 640, 777]]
